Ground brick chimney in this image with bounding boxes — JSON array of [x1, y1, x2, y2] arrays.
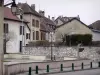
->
[[31, 4, 35, 10], [39, 10, 45, 16], [77, 15, 80, 20]]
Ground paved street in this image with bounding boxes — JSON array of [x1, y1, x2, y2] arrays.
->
[[48, 69, 100, 75]]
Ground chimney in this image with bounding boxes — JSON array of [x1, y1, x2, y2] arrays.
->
[[77, 15, 80, 20], [39, 10, 45, 16], [31, 4, 35, 10], [52, 17, 55, 21], [48, 15, 50, 19]]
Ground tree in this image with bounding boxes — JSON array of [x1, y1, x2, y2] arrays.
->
[[3, 31, 16, 54]]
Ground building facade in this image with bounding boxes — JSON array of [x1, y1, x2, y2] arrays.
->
[[4, 7, 30, 53]]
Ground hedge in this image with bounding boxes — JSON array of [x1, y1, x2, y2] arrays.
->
[[64, 34, 92, 46]]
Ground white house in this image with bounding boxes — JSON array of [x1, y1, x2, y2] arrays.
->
[[89, 20, 100, 41], [4, 7, 30, 53], [91, 29, 100, 41]]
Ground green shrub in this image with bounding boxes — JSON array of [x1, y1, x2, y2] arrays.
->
[[65, 34, 92, 46]]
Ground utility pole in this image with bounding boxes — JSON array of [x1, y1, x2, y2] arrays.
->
[[0, 0, 4, 75]]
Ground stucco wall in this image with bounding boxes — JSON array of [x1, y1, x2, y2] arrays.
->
[[4, 20, 29, 53], [55, 19, 92, 42]]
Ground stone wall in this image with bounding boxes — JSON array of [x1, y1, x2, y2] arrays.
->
[[22, 46, 100, 60]]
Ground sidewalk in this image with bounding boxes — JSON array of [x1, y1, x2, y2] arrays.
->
[[16, 62, 99, 75]]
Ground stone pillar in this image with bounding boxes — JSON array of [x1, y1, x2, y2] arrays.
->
[[0, 0, 4, 75]]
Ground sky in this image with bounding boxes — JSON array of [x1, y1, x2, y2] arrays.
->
[[6, 0, 100, 25]]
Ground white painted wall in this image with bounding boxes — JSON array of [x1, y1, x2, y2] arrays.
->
[[55, 19, 92, 42], [4, 20, 30, 53], [92, 31, 100, 41]]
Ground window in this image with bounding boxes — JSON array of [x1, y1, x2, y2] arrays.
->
[[26, 33, 30, 39], [29, 33, 30, 39], [41, 32, 45, 40], [36, 20, 39, 27], [36, 31, 39, 40], [33, 32, 34, 40], [19, 41, 22, 52], [32, 19, 35, 26], [4, 23, 9, 33]]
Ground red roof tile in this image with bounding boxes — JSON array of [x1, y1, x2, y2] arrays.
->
[[4, 7, 21, 21]]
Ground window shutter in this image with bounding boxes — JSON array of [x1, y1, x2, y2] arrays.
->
[[4, 23, 8, 33], [26, 33, 28, 39], [33, 32, 34, 40], [23, 26, 24, 35], [20, 26, 22, 35]]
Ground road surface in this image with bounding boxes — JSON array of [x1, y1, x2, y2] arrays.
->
[[47, 69, 100, 75]]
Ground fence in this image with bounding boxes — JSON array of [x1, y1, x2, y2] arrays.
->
[[27, 61, 100, 75]]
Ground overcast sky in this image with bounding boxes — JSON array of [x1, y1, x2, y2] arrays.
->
[[15, 0, 100, 25]]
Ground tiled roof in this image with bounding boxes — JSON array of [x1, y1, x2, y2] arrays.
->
[[4, 7, 30, 31], [40, 16, 56, 32], [4, 7, 28, 23], [4, 7, 21, 21], [55, 16, 80, 24], [56, 18, 89, 29], [89, 20, 100, 30], [17, 3, 41, 17]]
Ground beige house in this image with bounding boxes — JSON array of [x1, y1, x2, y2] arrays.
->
[[55, 18, 92, 42], [18, 3, 41, 42]]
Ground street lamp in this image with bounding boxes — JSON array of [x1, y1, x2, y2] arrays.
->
[[11, 0, 17, 15], [49, 32, 54, 61]]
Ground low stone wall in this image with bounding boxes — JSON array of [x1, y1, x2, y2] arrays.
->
[[22, 46, 100, 60]]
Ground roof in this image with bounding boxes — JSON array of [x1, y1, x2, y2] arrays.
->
[[89, 20, 100, 30], [17, 3, 41, 17], [4, 7, 28, 23], [56, 18, 89, 29], [40, 15, 56, 32], [4, 7, 30, 31], [91, 29, 100, 33], [55, 16, 80, 24]]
